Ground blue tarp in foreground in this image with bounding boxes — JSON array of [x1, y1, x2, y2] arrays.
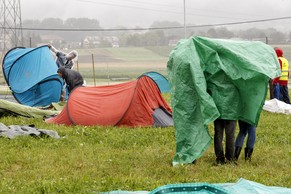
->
[[102, 178, 291, 194]]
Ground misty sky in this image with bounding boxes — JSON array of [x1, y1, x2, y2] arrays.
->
[[21, 0, 291, 31]]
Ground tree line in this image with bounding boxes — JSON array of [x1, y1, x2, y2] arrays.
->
[[22, 18, 291, 48]]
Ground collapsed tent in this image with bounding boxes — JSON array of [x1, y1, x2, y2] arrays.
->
[[167, 36, 281, 165], [142, 71, 170, 93], [2, 45, 63, 107], [0, 99, 59, 118], [46, 75, 173, 127]]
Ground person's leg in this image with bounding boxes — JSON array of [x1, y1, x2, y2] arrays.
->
[[269, 80, 274, 99], [225, 120, 236, 162], [234, 120, 247, 160], [280, 85, 291, 104], [246, 125, 256, 149], [273, 83, 280, 100], [214, 119, 225, 164], [245, 124, 256, 161], [235, 120, 248, 147]]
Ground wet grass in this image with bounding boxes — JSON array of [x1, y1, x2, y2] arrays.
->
[[0, 98, 290, 193]]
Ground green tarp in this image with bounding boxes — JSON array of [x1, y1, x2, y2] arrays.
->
[[167, 36, 281, 165]]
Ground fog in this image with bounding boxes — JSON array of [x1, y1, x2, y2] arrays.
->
[[21, 0, 291, 31]]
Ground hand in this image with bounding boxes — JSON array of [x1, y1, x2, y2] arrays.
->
[[60, 95, 65, 102]]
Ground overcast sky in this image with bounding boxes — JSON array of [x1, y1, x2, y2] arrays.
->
[[21, 0, 291, 31]]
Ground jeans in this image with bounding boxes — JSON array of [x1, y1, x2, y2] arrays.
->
[[272, 83, 280, 100], [214, 119, 236, 162], [235, 120, 256, 149]]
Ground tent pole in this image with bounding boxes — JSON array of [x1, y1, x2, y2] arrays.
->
[[77, 60, 79, 72], [266, 36, 274, 99], [91, 53, 96, 86], [184, 0, 186, 38]]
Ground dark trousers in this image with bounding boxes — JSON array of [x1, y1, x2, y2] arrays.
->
[[269, 80, 274, 99], [214, 119, 236, 162], [280, 85, 290, 104]]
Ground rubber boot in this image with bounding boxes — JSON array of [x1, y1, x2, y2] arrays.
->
[[245, 147, 253, 161], [234, 146, 242, 161]]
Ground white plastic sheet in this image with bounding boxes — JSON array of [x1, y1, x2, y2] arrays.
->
[[263, 99, 291, 114]]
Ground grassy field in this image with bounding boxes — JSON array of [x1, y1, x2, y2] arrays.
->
[[0, 44, 291, 193], [0, 92, 290, 193]]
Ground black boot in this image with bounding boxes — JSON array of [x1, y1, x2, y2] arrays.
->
[[245, 147, 253, 161], [234, 146, 242, 161], [216, 157, 226, 165]]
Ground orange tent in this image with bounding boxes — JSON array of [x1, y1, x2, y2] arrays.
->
[[45, 75, 173, 127]]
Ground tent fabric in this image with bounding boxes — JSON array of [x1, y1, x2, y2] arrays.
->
[[2, 45, 63, 107], [152, 108, 173, 127], [46, 76, 173, 127], [0, 99, 59, 118], [142, 71, 170, 93], [167, 36, 281, 165]]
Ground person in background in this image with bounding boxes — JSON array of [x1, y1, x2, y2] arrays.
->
[[48, 44, 78, 69], [272, 47, 290, 104], [57, 67, 84, 98], [49, 44, 79, 101], [234, 120, 256, 162], [213, 119, 237, 165]]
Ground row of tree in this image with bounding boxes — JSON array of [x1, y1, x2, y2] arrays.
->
[[22, 18, 291, 48]]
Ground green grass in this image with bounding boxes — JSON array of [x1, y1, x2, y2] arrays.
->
[[0, 94, 290, 193], [0, 45, 291, 193]]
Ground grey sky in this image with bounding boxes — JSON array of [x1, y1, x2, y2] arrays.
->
[[21, 0, 291, 31]]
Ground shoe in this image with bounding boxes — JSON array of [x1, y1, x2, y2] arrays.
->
[[245, 147, 253, 161], [216, 158, 226, 165]]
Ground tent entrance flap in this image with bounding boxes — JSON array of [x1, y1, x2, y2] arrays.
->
[[152, 107, 173, 127]]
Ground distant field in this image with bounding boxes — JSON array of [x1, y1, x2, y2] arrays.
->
[[74, 44, 291, 86], [72, 46, 170, 86], [75, 46, 169, 63], [0, 46, 170, 88], [1, 44, 291, 87]]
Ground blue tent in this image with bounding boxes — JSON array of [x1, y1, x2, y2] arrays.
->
[[142, 71, 170, 93], [2, 45, 63, 107]]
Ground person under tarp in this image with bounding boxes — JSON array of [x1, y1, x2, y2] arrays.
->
[[167, 36, 281, 166]]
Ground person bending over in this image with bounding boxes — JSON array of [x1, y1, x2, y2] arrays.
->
[[57, 67, 84, 98]]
